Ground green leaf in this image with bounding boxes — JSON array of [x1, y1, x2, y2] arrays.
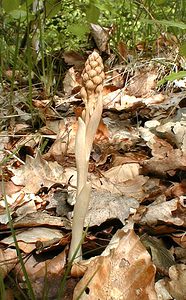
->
[[2, 0, 20, 12], [67, 23, 89, 38], [20, 0, 35, 10], [155, 0, 167, 5], [179, 42, 186, 57], [9, 9, 27, 20], [45, 0, 62, 19], [85, 4, 100, 23], [143, 19, 186, 30], [158, 71, 186, 86]]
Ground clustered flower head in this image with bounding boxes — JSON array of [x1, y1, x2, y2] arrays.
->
[[80, 51, 105, 116]]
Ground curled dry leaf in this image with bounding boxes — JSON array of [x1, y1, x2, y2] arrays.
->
[[73, 229, 157, 300], [146, 136, 173, 159], [14, 249, 68, 300], [12, 211, 65, 229], [0, 181, 23, 197], [84, 190, 139, 227], [43, 121, 78, 162], [92, 174, 148, 199], [142, 152, 186, 175], [63, 50, 86, 67], [141, 235, 175, 273], [166, 264, 186, 300], [0, 248, 18, 279], [156, 121, 186, 154], [139, 197, 186, 227], [102, 164, 140, 183], [174, 247, 186, 263], [155, 279, 173, 300], [90, 23, 111, 53], [170, 232, 186, 248], [126, 70, 158, 98], [0, 227, 64, 253], [11, 153, 67, 193], [63, 67, 80, 96], [142, 136, 186, 176], [103, 90, 165, 111], [165, 181, 186, 198]]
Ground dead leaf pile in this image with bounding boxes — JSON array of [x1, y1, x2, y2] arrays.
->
[[0, 47, 186, 300]]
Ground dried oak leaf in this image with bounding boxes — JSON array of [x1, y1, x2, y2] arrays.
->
[[90, 23, 111, 53], [0, 227, 64, 253], [166, 264, 186, 300], [12, 211, 65, 229], [156, 121, 186, 154], [155, 279, 173, 300], [10, 153, 74, 193], [171, 232, 186, 248], [14, 248, 71, 300], [84, 190, 139, 227], [0, 181, 23, 196], [126, 70, 158, 98], [143, 136, 186, 176], [139, 197, 186, 226], [63, 67, 81, 96], [73, 229, 157, 300], [92, 173, 148, 198]]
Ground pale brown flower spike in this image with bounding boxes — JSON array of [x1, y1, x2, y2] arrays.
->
[[68, 51, 104, 262], [81, 51, 105, 119]]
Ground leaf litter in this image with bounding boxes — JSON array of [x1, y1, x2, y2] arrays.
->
[[0, 46, 186, 300]]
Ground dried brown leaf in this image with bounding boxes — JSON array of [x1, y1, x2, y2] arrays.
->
[[73, 229, 157, 300], [12, 211, 65, 228], [63, 50, 86, 67], [103, 164, 140, 183], [166, 264, 186, 300], [90, 24, 111, 53], [0, 181, 23, 197], [0, 227, 64, 253], [140, 197, 186, 226], [126, 70, 158, 98], [171, 232, 186, 248], [11, 154, 67, 193], [14, 249, 68, 299], [63, 67, 80, 96], [0, 248, 17, 278], [92, 174, 148, 198], [84, 190, 139, 227]]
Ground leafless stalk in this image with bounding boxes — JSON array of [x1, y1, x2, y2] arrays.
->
[[68, 51, 105, 262]]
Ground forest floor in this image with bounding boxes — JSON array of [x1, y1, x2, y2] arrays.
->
[[0, 44, 186, 300]]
